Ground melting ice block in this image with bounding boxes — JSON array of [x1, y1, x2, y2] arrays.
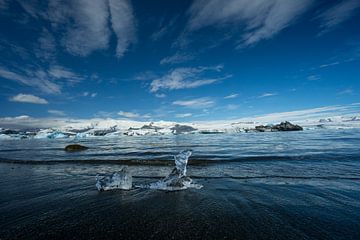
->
[[96, 167, 132, 191], [149, 150, 203, 191]]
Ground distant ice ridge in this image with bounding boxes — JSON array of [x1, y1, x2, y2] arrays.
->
[[1, 113, 360, 140], [148, 150, 203, 191], [96, 167, 132, 191]]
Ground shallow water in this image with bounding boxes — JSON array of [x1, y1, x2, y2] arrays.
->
[[1, 129, 360, 239]]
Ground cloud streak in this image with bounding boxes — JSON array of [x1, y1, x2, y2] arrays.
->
[[27, 0, 137, 58], [160, 52, 195, 65], [9, 94, 48, 104], [258, 92, 277, 98], [224, 93, 238, 99], [150, 65, 230, 92], [187, 0, 312, 47], [317, 0, 360, 35], [173, 97, 215, 108], [0, 65, 82, 94]]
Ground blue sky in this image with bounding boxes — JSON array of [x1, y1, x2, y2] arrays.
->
[[0, 0, 359, 122]]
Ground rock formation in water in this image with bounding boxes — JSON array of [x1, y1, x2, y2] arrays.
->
[[253, 121, 303, 132], [64, 144, 89, 152]]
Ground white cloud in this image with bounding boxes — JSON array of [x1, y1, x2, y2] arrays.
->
[[247, 105, 358, 123], [108, 0, 136, 57], [0, 65, 82, 94], [224, 93, 238, 99], [48, 65, 83, 84], [48, 110, 66, 116], [9, 94, 48, 104], [118, 111, 140, 118], [173, 97, 215, 108], [48, 0, 110, 56], [45, 0, 136, 57], [226, 104, 239, 110], [150, 65, 230, 92], [175, 113, 193, 118], [35, 28, 56, 60], [307, 75, 320, 81], [160, 52, 195, 65], [150, 16, 178, 41], [187, 0, 312, 47], [258, 92, 277, 98], [155, 93, 166, 98], [317, 0, 360, 35], [91, 93, 97, 98], [337, 88, 353, 95], [319, 61, 340, 68]]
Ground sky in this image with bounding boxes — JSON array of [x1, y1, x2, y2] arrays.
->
[[0, 0, 359, 123]]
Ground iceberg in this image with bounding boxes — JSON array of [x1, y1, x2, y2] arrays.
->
[[148, 150, 203, 191], [96, 167, 132, 191]]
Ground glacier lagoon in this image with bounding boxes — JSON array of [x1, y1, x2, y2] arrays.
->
[[1, 129, 360, 239]]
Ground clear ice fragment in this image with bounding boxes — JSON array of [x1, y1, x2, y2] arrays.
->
[[96, 167, 132, 191], [148, 150, 203, 191]]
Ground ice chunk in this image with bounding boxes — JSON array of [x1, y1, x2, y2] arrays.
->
[[147, 150, 203, 191], [96, 167, 132, 191], [174, 150, 192, 176]]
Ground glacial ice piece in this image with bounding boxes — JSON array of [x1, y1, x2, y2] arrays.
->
[[174, 150, 192, 176], [96, 167, 132, 191], [148, 150, 203, 191]]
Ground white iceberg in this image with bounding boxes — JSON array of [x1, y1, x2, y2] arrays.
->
[[96, 167, 132, 191]]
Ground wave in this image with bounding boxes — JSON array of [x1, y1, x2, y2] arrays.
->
[[0, 153, 358, 165], [132, 175, 360, 181]]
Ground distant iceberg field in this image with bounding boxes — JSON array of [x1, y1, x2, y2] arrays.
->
[[0, 114, 360, 140]]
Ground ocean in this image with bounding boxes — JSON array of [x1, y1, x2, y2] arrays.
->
[[1, 129, 360, 239]]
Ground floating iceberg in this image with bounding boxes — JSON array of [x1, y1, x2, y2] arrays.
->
[[148, 150, 203, 191], [96, 167, 132, 191]]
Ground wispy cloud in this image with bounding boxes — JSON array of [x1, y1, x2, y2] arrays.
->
[[245, 105, 360, 123], [35, 28, 56, 61], [0, 0, 9, 10], [9, 93, 48, 104], [25, 0, 137, 58], [151, 16, 178, 41], [48, 109, 66, 116], [224, 93, 238, 99], [118, 111, 140, 118], [160, 52, 195, 65], [226, 104, 239, 110], [307, 74, 320, 81], [175, 113, 193, 118], [150, 65, 230, 92], [337, 88, 353, 95], [258, 92, 277, 98], [173, 97, 215, 108], [108, 0, 136, 57], [0, 65, 82, 94], [319, 61, 340, 69], [155, 93, 166, 98], [317, 0, 360, 35], [187, 0, 312, 47]]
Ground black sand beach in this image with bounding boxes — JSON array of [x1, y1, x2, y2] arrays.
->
[[1, 162, 360, 240]]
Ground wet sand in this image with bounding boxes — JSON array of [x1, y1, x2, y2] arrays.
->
[[1, 163, 360, 240]]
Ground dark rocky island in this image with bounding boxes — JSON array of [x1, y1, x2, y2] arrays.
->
[[252, 121, 303, 132], [64, 144, 89, 152]]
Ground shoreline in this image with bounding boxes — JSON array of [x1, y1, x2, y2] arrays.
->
[[1, 163, 360, 239]]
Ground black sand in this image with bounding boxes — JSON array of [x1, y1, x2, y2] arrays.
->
[[1, 163, 360, 240]]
